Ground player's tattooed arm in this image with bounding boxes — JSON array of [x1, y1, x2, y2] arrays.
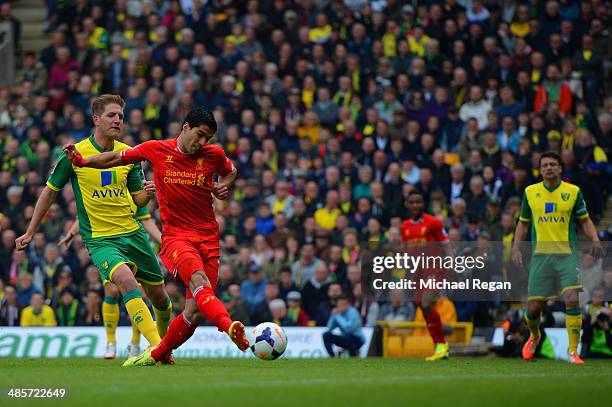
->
[[62, 145, 124, 168]]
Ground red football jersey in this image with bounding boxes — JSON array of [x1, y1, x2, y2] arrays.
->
[[121, 139, 234, 236], [401, 213, 449, 242]]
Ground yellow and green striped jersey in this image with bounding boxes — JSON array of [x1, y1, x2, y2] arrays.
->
[[47, 135, 144, 240], [519, 180, 589, 254]]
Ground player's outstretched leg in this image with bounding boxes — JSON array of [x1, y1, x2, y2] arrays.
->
[[190, 271, 249, 351], [523, 302, 543, 361], [102, 283, 120, 359]]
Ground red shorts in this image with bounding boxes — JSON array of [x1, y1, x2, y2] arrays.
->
[[160, 234, 220, 299]]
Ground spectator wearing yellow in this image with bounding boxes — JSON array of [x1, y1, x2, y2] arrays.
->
[[265, 180, 295, 219], [407, 26, 430, 58], [309, 13, 332, 44], [561, 118, 578, 151], [333, 76, 353, 108], [297, 110, 321, 145], [82, 17, 109, 53], [300, 77, 317, 110], [315, 190, 342, 231], [382, 20, 400, 58], [20, 292, 57, 327], [510, 5, 531, 38], [225, 23, 246, 45]]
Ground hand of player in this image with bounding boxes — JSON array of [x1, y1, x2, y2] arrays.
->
[[62, 144, 87, 167], [142, 180, 156, 197], [58, 232, 75, 250], [213, 182, 229, 200], [15, 232, 33, 251], [590, 240, 604, 259], [331, 307, 340, 315], [511, 247, 523, 266]]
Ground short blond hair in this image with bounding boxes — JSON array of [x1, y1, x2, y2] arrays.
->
[[91, 94, 125, 116]]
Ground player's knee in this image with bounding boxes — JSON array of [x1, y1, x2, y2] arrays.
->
[[563, 289, 579, 305], [112, 266, 139, 293], [104, 283, 120, 297]]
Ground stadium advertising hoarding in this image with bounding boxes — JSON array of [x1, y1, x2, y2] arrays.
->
[[0, 327, 373, 359]]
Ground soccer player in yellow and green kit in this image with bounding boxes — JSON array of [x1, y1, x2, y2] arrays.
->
[[16, 94, 172, 357], [512, 151, 603, 364]]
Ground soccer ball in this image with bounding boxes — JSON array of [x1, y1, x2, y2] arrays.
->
[[250, 322, 287, 360]]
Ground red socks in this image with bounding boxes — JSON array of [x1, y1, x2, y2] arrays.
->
[[152, 312, 196, 361], [424, 308, 446, 344], [193, 285, 232, 333], [150, 285, 234, 362]]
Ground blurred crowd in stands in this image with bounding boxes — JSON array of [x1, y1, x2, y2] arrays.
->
[[0, 0, 611, 356]]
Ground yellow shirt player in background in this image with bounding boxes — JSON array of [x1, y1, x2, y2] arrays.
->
[[20, 292, 57, 327], [512, 151, 603, 365]]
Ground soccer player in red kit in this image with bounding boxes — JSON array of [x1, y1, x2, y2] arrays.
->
[[401, 190, 450, 361], [63, 107, 250, 366]]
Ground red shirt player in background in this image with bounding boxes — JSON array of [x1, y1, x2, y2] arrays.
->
[[401, 190, 450, 361], [63, 107, 249, 366]]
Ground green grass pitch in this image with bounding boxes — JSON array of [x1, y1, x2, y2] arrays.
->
[[1, 357, 611, 406]]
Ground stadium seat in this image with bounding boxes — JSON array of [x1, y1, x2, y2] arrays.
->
[[378, 321, 473, 358]]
